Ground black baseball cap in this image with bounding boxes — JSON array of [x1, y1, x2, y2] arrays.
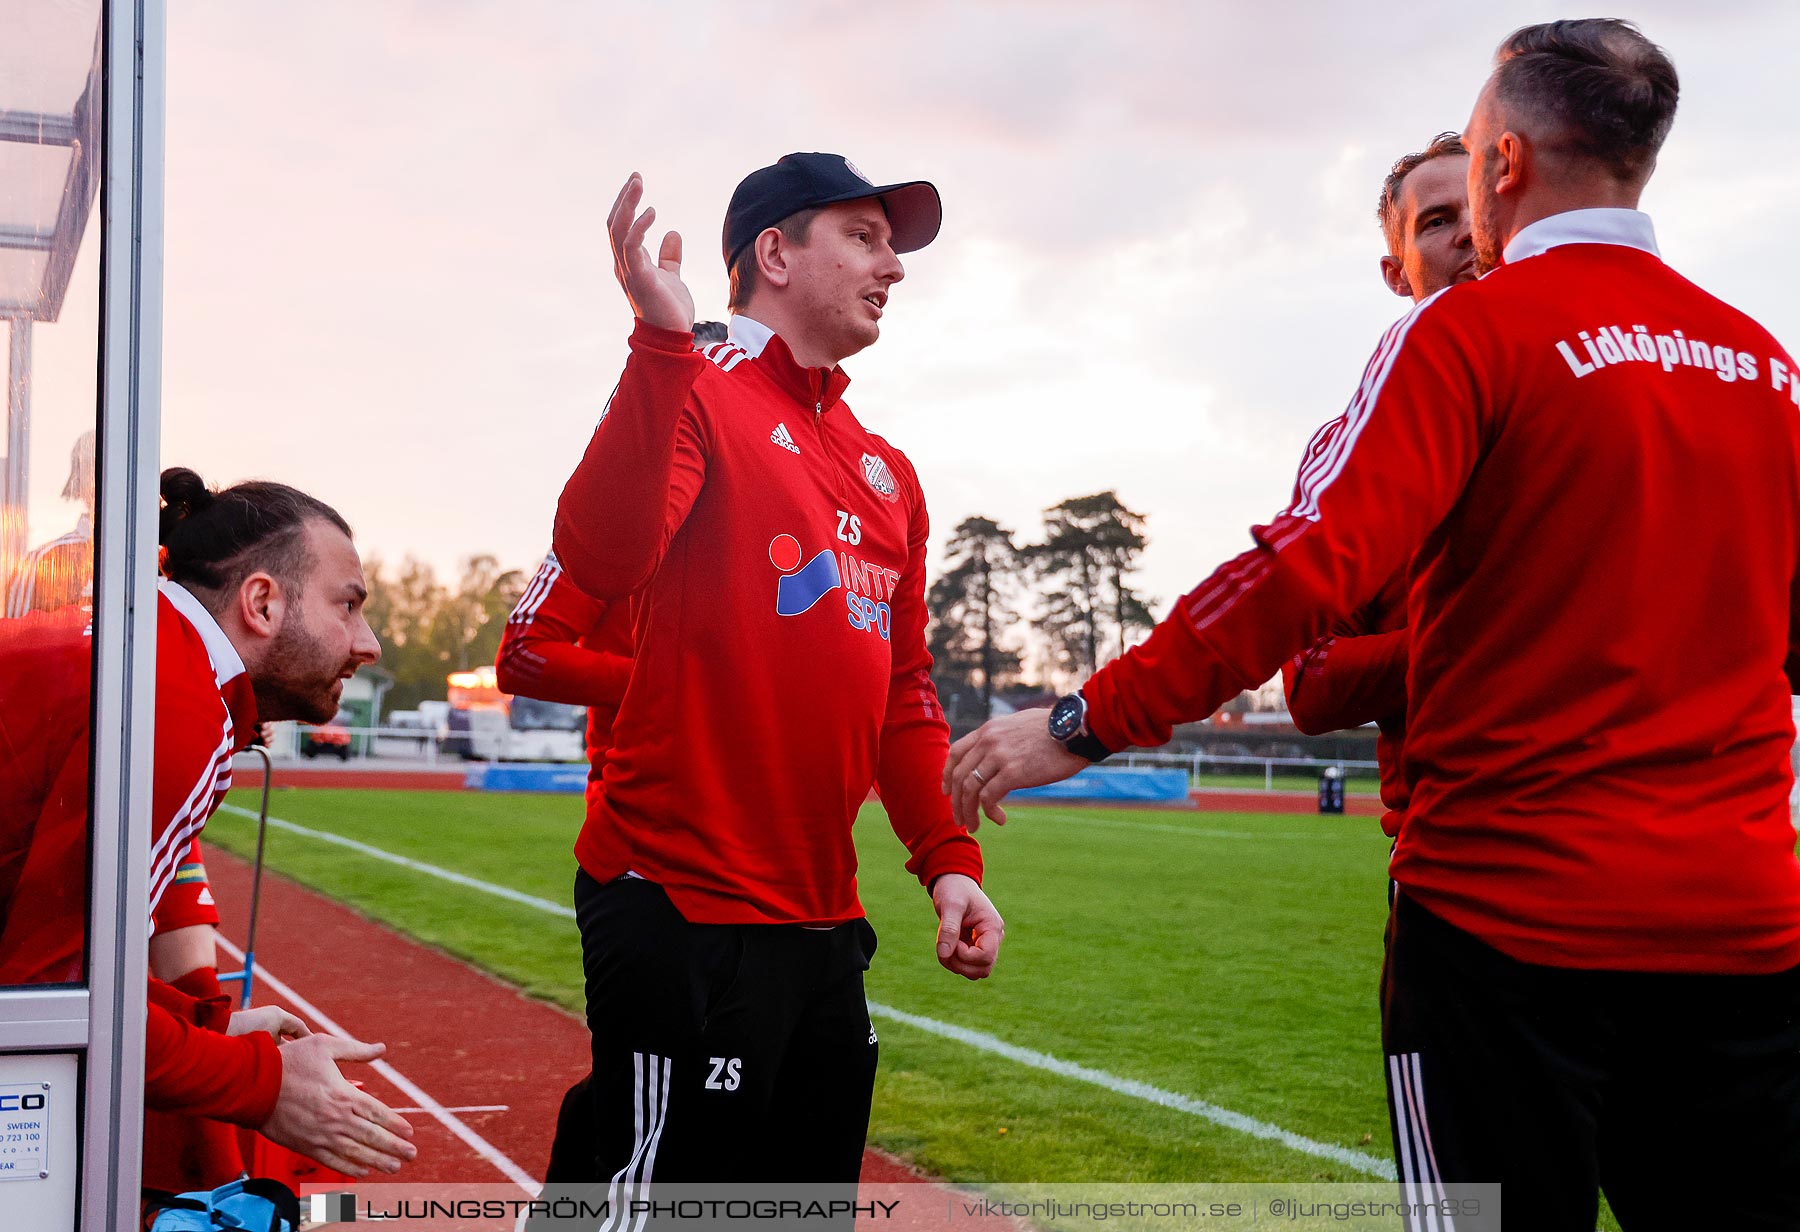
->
[[722, 153, 942, 268]]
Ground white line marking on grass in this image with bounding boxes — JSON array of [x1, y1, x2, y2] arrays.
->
[[218, 802, 576, 918], [223, 806, 1392, 1180], [215, 935, 543, 1195], [866, 1001, 1395, 1180]]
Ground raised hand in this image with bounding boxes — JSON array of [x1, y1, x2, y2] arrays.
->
[[607, 172, 695, 333]]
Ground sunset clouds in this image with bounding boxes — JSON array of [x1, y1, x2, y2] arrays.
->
[[152, 2, 1800, 618]]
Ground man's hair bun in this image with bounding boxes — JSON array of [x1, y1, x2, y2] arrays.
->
[[159, 467, 216, 544], [155, 466, 352, 597]]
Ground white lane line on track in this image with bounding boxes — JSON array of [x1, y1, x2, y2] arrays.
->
[[388, 1105, 510, 1115], [215, 934, 543, 1196], [223, 805, 1392, 1180]]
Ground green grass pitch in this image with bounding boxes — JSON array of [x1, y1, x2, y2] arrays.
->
[[202, 786, 1625, 1227], [207, 789, 1394, 1179]]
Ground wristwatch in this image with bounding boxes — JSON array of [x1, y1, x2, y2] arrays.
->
[[1047, 691, 1112, 762]]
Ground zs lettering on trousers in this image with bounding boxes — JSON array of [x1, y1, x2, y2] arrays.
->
[[705, 1056, 742, 1091]]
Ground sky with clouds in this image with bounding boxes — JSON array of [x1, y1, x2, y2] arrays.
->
[[25, 1, 1799, 645]]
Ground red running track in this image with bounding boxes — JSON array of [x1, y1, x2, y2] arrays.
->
[[210, 848, 584, 1190], [206, 852, 1017, 1230]]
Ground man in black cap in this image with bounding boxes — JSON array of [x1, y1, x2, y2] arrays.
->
[[541, 157, 1003, 1193]]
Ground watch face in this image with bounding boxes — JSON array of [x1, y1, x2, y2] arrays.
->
[[1048, 695, 1083, 742]]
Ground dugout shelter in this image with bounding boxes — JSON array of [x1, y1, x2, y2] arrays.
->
[[0, 1, 168, 1227]]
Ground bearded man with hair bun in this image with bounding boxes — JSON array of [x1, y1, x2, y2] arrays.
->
[[0, 467, 417, 1187]]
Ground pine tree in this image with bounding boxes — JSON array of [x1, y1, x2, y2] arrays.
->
[[926, 516, 1023, 722], [1028, 491, 1154, 679]]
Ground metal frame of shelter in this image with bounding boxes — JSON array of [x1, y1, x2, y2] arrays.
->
[[0, 2, 165, 1227], [1, 1, 101, 574]]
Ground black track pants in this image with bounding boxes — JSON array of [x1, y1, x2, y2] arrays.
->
[[1381, 891, 1800, 1232], [545, 871, 880, 1188]]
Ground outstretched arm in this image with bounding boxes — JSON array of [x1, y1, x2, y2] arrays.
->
[[554, 174, 708, 598], [496, 555, 634, 707], [145, 979, 416, 1177], [945, 302, 1487, 827]]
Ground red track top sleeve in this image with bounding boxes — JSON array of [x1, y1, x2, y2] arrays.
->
[[144, 977, 282, 1126], [554, 320, 709, 599], [1086, 299, 1483, 751], [497, 554, 632, 707], [876, 466, 984, 888], [1283, 625, 1409, 735], [149, 837, 222, 933]]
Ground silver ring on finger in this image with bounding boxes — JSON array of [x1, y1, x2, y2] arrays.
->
[[970, 768, 987, 785]]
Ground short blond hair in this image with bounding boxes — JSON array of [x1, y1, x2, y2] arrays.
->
[[1376, 133, 1468, 257]]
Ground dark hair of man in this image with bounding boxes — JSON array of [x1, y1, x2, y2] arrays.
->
[[726, 208, 822, 312], [1492, 18, 1678, 183], [159, 467, 351, 607], [1376, 132, 1469, 257], [692, 320, 729, 345]]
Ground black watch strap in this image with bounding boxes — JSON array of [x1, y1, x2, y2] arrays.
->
[[1064, 729, 1112, 763]]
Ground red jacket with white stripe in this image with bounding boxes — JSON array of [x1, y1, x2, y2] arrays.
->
[[554, 315, 983, 925], [143, 840, 243, 1196], [1281, 567, 1410, 823], [495, 550, 635, 789], [1085, 209, 1800, 973], [0, 584, 281, 1124]]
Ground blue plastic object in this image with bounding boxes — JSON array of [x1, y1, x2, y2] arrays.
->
[[147, 1178, 298, 1231], [1010, 766, 1189, 803]]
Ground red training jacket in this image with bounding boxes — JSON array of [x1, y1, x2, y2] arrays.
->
[[495, 549, 635, 794], [0, 584, 282, 1124], [1282, 567, 1410, 824], [554, 316, 982, 925], [1085, 209, 1800, 973], [143, 843, 247, 1193]]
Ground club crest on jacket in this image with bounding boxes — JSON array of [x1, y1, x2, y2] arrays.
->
[[861, 453, 897, 501]]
